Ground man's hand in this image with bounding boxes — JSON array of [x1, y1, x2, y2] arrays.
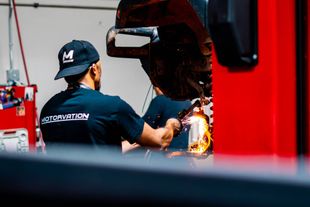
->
[[165, 118, 182, 137], [160, 118, 182, 150], [158, 127, 173, 150], [122, 140, 141, 154]]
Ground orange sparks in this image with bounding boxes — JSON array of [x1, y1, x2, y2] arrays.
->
[[185, 112, 212, 154]]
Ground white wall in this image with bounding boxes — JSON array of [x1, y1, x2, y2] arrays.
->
[[0, 0, 152, 117]]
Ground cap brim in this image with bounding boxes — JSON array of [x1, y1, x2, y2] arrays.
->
[[54, 63, 90, 80]]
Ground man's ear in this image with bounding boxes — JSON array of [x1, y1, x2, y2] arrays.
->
[[89, 64, 97, 76]]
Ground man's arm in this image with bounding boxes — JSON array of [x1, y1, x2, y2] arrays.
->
[[121, 122, 169, 153], [122, 118, 181, 153], [116, 98, 180, 152], [137, 118, 181, 149]]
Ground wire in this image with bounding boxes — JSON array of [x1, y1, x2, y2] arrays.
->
[[151, 84, 154, 99], [12, 0, 30, 85], [141, 83, 153, 114], [0, 3, 117, 10]]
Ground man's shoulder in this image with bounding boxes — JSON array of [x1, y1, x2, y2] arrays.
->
[[41, 91, 64, 106], [90, 91, 122, 102], [153, 94, 169, 103], [87, 91, 131, 111], [155, 95, 191, 105]]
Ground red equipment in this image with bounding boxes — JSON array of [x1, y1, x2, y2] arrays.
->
[[0, 85, 37, 152]]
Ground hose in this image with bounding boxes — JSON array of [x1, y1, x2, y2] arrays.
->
[[11, 0, 46, 152], [12, 0, 30, 85]]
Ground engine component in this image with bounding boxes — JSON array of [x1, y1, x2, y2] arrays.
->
[[106, 0, 212, 100]]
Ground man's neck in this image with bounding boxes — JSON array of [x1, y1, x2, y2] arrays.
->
[[67, 81, 94, 90], [79, 82, 93, 90]]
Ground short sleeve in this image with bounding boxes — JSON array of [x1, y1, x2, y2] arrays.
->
[[142, 95, 165, 128], [117, 99, 144, 143]]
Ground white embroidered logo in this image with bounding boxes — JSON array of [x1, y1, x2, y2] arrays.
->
[[41, 113, 90, 125], [63, 50, 74, 63]]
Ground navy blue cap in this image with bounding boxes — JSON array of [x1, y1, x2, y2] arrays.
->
[[54, 40, 100, 80]]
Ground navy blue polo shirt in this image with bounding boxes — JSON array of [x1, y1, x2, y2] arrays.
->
[[142, 95, 191, 150], [40, 87, 144, 150]]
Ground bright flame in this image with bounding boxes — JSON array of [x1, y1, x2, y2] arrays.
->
[[185, 113, 212, 154]]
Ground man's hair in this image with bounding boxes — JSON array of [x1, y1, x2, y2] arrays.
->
[[64, 68, 89, 84]]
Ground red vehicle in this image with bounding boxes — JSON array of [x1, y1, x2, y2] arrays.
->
[[107, 0, 310, 161]]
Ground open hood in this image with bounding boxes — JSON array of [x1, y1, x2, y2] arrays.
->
[[106, 0, 212, 100]]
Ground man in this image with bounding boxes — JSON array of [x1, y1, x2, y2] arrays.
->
[[122, 86, 192, 152], [143, 86, 192, 150], [40, 40, 180, 152]]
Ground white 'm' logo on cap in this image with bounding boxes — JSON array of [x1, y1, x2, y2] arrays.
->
[[63, 50, 74, 63]]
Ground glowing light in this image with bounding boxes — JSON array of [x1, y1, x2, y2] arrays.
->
[[184, 113, 212, 154]]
